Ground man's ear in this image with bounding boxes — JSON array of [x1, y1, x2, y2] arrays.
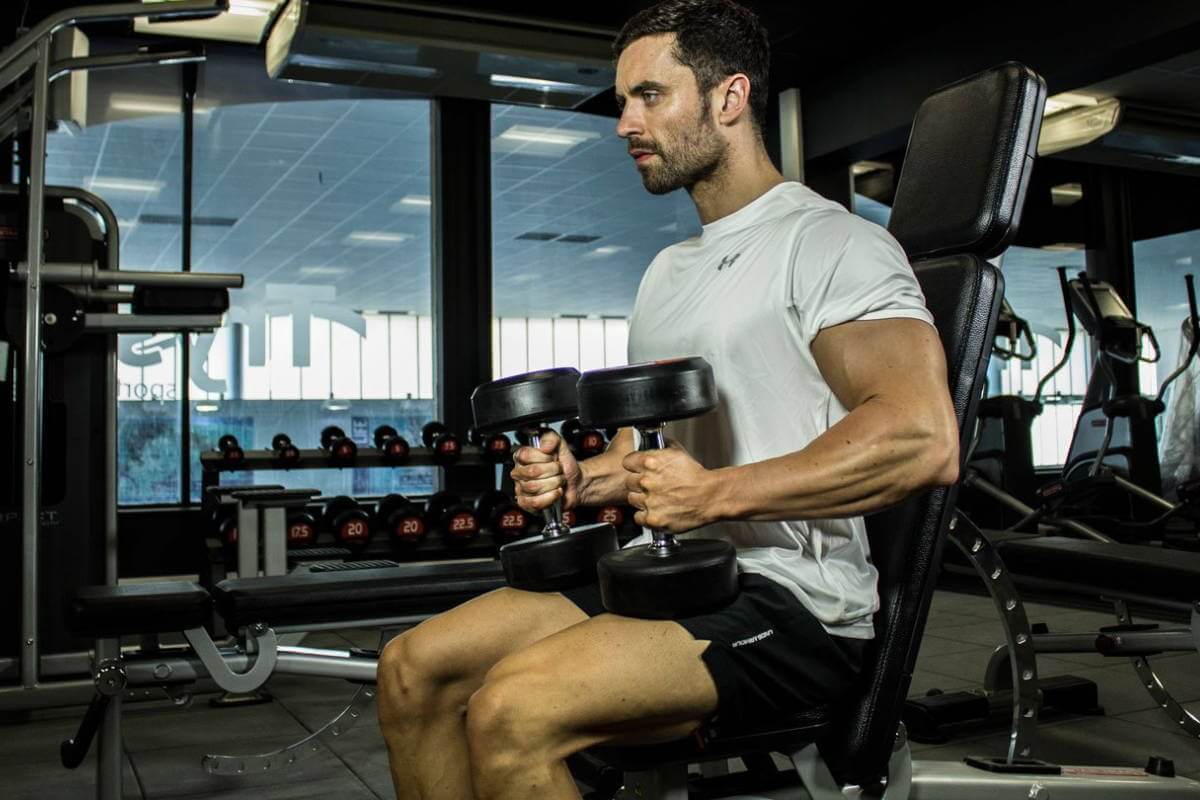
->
[[718, 74, 751, 125]]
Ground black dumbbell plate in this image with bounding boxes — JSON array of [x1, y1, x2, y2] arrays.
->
[[578, 357, 717, 429]]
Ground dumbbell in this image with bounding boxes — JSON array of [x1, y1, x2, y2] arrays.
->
[[271, 433, 301, 465], [475, 489, 535, 545], [321, 496, 372, 549], [320, 426, 358, 464], [467, 427, 514, 464], [217, 434, 244, 464], [286, 510, 317, 547], [470, 367, 618, 591], [578, 357, 736, 619], [374, 425, 410, 463], [425, 492, 480, 544], [561, 417, 607, 459], [375, 493, 427, 547], [211, 503, 238, 556], [422, 421, 462, 466]]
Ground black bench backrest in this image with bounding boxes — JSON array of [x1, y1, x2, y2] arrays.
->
[[821, 63, 1045, 787]]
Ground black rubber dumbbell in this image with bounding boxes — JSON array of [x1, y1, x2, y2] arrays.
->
[[374, 425, 411, 463], [470, 368, 618, 592], [321, 496, 372, 549], [566, 420, 607, 459], [217, 434, 244, 465], [286, 510, 318, 547], [474, 490, 534, 546], [375, 493, 428, 548], [320, 426, 358, 464], [425, 492, 479, 544], [211, 503, 238, 558], [467, 426, 514, 464], [271, 433, 301, 465], [579, 357, 736, 619], [422, 422, 462, 466]]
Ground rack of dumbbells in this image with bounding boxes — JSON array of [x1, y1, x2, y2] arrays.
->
[[197, 420, 638, 590]]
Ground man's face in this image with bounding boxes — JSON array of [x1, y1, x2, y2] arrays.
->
[[615, 34, 727, 195]]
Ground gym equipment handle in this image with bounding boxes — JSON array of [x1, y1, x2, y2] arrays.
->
[[527, 430, 568, 538], [636, 424, 678, 556]]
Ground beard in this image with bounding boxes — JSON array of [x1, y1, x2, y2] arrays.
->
[[637, 108, 727, 195]]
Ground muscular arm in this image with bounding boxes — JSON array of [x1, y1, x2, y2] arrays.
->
[[717, 317, 959, 520], [623, 317, 960, 531], [577, 428, 636, 506]]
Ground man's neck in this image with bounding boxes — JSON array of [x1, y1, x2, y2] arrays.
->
[[689, 146, 786, 226]]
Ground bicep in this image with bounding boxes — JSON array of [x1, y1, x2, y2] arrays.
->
[[811, 317, 950, 413]]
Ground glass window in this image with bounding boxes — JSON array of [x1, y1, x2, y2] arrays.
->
[[46, 83, 185, 505], [1133, 231, 1198, 396], [490, 105, 699, 378], [189, 78, 436, 501]]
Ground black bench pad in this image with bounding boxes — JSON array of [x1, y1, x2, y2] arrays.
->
[[995, 535, 1200, 604], [213, 561, 506, 628], [588, 706, 830, 770], [69, 581, 212, 638]]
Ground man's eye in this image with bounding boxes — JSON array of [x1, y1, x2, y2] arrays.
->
[[643, 91, 659, 103]]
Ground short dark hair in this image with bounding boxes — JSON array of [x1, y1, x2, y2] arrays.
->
[[614, 0, 771, 133]]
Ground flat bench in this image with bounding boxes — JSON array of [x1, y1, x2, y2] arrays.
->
[[993, 535, 1200, 605], [68, 561, 506, 638]]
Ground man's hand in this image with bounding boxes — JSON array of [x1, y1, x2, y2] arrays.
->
[[622, 441, 725, 532], [510, 431, 581, 513]]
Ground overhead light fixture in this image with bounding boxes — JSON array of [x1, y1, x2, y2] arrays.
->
[[1041, 242, 1086, 252], [135, 0, 282, 46], [117, 218, 138, 231], [195, 401, 220, 413], [1038, 98, 1122, 156], [86, 177, 164, 195], [590, 245, 630, 257], [287, 53, 440, 79], [322, 397, 351, 412], [1044, 91, 1100, 116], [498, 125, 599, 147], [390, 194, 431, 212], [344, 231, 411, 245], [852, 160, 891, 176], [1050, 182, 1083, 207], [490, 74, 598, 95], [300, 266, 348, 276]]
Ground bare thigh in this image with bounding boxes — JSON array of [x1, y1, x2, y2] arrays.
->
[[381, 587, 590, 698]]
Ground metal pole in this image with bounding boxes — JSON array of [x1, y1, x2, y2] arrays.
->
[[181, 62, 196, 507], [20, 38, 50, 690]]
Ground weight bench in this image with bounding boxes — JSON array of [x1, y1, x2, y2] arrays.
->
[[63, 561, 507, 799]]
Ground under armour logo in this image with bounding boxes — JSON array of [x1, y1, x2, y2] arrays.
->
[[717, 252, 742, 271]]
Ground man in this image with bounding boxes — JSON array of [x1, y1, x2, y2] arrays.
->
[[376, 2, 959, 798]]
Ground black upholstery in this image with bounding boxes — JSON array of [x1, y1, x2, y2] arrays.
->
[[212, 562, 505, 628], [888, 62, 1045, 261], [995, 535, 1200, 605], [68, 581, 211, 638], [820, 257, 1002, 786]]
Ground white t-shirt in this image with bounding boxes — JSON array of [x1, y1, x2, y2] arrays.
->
[[626, 181, 935, 639]]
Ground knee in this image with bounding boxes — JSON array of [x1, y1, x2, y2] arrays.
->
[[465, 678, 529, 773], [376, 631, 446, 723]]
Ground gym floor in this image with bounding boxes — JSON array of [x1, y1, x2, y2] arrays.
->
[[2, 589, 1198, 799]]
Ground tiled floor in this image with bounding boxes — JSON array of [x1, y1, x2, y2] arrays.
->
[[1, 589, 1198, 799]]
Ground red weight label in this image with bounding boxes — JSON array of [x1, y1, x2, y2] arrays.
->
[[288, 523, 315, 543], [499, 510, 526, 531], [562, 510, 577, 526], [449, 513, 478, 536], [227, 527, 238, 544], [440, 439, 461, 455], [388, 441, 409, 457], [340, 518, 369, 541], [582, 432, 604, 450], [394, 516, 426, 541], [489, 437, 509, 452], [597, 506, 624, 525], [337, 442, 355, 458]]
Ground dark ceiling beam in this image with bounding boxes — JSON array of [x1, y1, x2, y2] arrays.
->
[[797, 0, 1200, 163]]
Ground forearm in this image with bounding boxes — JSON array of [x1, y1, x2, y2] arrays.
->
[[714, 397, 958, 522], [576, 429, 636, 507]]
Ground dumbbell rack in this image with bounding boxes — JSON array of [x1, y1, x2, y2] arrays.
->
[[198, 446, 490, 479]]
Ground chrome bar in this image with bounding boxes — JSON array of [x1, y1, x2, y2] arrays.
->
[[962, 471, 1113, 543], [40, 262, 242, 288], [49, 49, 205, 83], [20, 38, 51, 690], [1111, 473, 1176, 512], [0, 1, 226, 91], [1094, 628, 1196, 656], [84, 313, 222, 333]]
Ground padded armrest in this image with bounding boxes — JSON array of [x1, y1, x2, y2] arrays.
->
[[212, 561, 506, 628], [68, 581, 212, 638]]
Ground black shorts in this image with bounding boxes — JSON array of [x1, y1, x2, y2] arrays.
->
[[561, 572, 868, 736]]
